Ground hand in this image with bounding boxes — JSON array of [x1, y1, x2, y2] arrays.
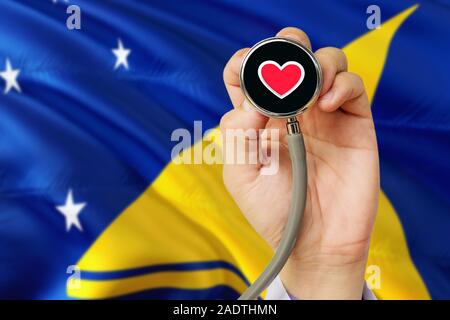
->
[[220, 27, 379, 299]]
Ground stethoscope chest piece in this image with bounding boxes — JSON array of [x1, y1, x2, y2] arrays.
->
[[240, 37, 322, 118]]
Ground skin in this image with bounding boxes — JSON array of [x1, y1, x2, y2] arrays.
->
[[220, 27, 380, 299]]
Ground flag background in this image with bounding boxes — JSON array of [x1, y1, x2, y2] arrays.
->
[[0, 0, 449, 299]]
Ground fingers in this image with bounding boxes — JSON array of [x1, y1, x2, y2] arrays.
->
[[220, 108, 269, 177], [315, 47, 348, 96], [276, 27, 312, 50], [314, 46, 370, 118], [220, 108, 268, 134], [223, 48, 249, 109], [223, 28, 369, 119], [318, 72, 371, 118]]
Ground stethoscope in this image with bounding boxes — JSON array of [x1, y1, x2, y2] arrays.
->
[[238, 37, 322, 300]]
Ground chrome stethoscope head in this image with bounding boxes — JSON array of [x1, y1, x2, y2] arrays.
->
[[240, 37, 322, 120]]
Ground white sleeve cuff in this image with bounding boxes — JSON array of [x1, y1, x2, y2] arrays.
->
[[362, 283, 377, 300], [265, 276, 292, 300], [265, 276, 377, 300]]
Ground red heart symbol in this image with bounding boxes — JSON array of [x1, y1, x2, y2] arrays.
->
[[258, 61, 305, 99]]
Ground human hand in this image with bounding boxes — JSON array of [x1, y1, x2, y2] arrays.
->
[[221, 27, 379, 299]]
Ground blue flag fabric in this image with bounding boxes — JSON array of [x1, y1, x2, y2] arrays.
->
[[0, 0, 449, 299]]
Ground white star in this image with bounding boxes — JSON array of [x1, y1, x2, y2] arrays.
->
[[0, 59, 21, 94], [112, 38, 131, 70], [56, 189, 86, 232]]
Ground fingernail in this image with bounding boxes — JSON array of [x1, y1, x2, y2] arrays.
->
[[320, 90, 334, 102]]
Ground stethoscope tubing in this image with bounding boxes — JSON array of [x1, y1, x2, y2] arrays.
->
[[239, 131, 307, 300]]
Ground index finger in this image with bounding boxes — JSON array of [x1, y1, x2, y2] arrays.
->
[[223, 48, 249, 109], [276, 27, 312, 50]]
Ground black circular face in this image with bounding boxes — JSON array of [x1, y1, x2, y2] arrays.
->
[[240, 37, 322, 118]]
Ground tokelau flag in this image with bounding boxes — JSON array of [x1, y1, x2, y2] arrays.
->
[[0, 0, 448, 299]]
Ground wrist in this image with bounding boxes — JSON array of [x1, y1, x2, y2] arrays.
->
[[279, 253, 368, 300]]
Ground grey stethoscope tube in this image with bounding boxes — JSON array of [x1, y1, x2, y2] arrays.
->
[[238, 119, 307, 300]]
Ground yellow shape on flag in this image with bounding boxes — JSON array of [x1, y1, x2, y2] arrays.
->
[[69, 4, 430, 300], [343, 4, 429, 299]]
